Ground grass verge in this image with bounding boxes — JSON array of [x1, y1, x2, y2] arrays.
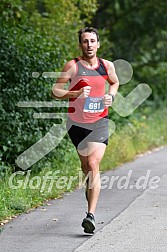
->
[[101, 107, 167, 170]]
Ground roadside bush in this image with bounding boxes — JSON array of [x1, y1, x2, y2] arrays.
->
[[0, 22, 69, 170]]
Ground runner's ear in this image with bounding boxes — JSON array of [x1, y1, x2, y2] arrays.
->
[[97, 42, 100, 49]]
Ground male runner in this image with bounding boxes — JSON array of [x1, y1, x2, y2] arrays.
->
[[51, 27, 119, 234]]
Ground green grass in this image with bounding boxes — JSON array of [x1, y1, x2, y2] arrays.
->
[[0, 146, 80, 223], [101, 107, 167, 170], [0, 106, 167, 223]]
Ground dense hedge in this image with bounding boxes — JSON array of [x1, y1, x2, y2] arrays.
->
[[0, 22, 68, 169], [0, 0, 98, 173]]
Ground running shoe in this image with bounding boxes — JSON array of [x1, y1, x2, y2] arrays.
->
[[82, 212, 95, 234]]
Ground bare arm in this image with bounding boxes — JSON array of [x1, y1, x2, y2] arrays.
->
[[51, 60, 83, 99], [103, 59, 119, 106], [106, 60, 119, 96]]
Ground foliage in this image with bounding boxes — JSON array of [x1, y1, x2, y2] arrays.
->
[[0, 23, 64, 165], [21, 0, 98, 60], [101, 107, 167, 170], [95, 0, 167, 104], [0, 0, 98, 169]]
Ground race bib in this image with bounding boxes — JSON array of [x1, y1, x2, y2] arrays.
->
[[83, 97, 104, 113]]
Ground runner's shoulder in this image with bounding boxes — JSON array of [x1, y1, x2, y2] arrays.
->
[[62, 59, 77, 77], [101, 58, 114, 69], [67, 58, 77, 66]]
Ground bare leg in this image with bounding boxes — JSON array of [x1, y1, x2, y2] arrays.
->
[[78, 142, 106, 214]]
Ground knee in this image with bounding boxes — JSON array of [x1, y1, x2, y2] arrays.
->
[[88, 159, 99, 172]]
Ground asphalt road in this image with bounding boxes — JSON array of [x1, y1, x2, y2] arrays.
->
[[0, 146, 166, 252]]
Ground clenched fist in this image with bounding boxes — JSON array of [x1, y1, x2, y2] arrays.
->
[[78, 86, 92, 98], [103, 94, 113, 107]]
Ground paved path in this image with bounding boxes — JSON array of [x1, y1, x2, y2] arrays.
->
[[0, 147, 166, 252]]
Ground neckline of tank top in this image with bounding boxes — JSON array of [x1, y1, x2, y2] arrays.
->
[[76, 56, 101, 70]]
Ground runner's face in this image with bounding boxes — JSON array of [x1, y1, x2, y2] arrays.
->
[[80, 32, 99, 59]]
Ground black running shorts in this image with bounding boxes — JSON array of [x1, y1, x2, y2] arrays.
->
[[66, 116, 109, 150]]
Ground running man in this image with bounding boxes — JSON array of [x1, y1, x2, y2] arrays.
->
[[51, 27, 119, 234]]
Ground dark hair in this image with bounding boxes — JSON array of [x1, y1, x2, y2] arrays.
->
[[78, 27, 100, 43]]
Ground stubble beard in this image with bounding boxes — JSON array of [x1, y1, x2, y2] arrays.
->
[[83, 51, 96, 59]]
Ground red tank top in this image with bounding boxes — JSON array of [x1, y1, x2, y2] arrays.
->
[[68, 57, 109, 123]]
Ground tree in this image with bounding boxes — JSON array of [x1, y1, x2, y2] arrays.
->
[[0, 0, 98, 168], [93, 0, 167, 103]]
